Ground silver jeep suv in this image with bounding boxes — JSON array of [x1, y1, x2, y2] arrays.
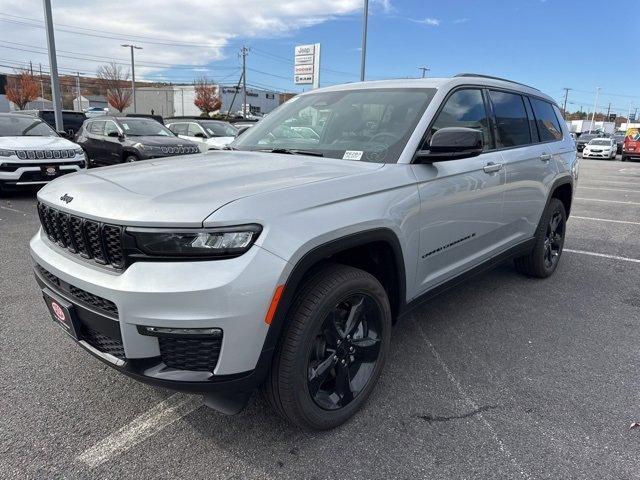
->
[[30, 74, 578, 430]]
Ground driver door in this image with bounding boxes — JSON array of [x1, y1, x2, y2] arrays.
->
[[411, 88, 507, 294]]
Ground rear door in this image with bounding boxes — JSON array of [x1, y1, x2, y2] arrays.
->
[[497, 93, 561, 243], [412, 87, 506, 293]]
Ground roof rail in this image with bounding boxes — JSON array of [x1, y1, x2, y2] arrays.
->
[[454, 73, 540, 91]]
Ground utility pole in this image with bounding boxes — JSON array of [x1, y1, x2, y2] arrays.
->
[[75, 72, 82, 111], [562, 88, 571, 119], [122, 44, 142, 113], [360, 0, 369, 82], [39, 63, 44, 109], [605, 102, 611, 122], [42, 0, 63, 131], [588, 87, 601, 134], [240, 46, 249, 117], [29, 60, 33, 75], [418, 66, 430, 78]]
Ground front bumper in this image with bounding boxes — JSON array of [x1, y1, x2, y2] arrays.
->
[[582, 151, 612, 158], [0, 157, 85, 186], [30, 229, 288, 393]]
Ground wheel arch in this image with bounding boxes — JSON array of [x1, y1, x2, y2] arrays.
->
[[261, 228, 407, 356], [549, 176, 573, 217]]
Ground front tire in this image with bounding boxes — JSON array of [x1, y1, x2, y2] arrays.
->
[[514, 198, 567, 278], [264, 264, 392, 430], [125, 154, 138, 163]]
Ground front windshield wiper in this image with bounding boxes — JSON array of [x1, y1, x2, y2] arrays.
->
[[259, 148, 324, 157]]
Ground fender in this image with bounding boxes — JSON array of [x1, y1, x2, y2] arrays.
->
[[546, 174, 574, 217], [257, 228, 407, 367]]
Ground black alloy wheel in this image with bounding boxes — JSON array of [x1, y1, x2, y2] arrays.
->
[[307, 293, 383, 410], [543, 211, 565, 271]]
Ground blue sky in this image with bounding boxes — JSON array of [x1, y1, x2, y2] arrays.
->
[[0, 0, 637, 116], [220, 0, 639, 115]]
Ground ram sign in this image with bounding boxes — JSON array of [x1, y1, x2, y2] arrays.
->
[[294, 44, 321, 88]]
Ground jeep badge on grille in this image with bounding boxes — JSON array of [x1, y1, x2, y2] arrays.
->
[[60, 194, 73, 204]]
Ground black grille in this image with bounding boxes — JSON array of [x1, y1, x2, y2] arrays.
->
[[159, 336, 223, 372], [35, 264, 119, 318], [38, 202, 126, 269], [69, 285, 119, 317], [83, 326, 125, 360], [35, 264, 60, 286]]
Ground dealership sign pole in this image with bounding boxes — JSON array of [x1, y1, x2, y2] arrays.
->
[[42, 0, 63, 131], [294, 44, 321, 89]]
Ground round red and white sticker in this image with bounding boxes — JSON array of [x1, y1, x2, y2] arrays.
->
[[52, 302, 66, 322]]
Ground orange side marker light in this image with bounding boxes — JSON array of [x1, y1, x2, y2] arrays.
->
[[265, 284, 285, 325]]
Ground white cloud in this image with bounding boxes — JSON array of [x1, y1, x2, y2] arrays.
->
[[0, 0, 367, 81], [453, 18, 470, 24], [414, 17, 441, 27]]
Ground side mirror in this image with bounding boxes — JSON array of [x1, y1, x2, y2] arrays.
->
[[57, 130, 71, 139], [193, 132, 207, 139], [107, 131, 122, 138], [415, 127, 484, 162]]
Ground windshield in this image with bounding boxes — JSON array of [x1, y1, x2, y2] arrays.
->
[[0, 116, 57, 137], [232, 88, 437, 163], [201, 121, 238, 137], [119, 118, 174, 137], [589, 139, 611, 146]]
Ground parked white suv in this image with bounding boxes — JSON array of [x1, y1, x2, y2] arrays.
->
[[30, 75, 577, 430], [165, 118, 238, 151], [0, 113, 86, 193]]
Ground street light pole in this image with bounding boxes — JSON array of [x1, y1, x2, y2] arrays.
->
[[122, 44, 142, 113], [75, 71, 82, 111], [588, 87, 601, 134], [360, 0, 368, 82], [42, 0, 63, 131]]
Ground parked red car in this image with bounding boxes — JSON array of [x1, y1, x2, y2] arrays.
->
[[622, 127, 640, 162]]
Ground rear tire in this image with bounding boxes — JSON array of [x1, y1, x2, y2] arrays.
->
[[514, 198, 567, 278], [264, 264, 392, 430], [125, 154, 138, 163]]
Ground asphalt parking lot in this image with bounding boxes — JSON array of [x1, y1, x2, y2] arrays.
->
[[1, 157, 639, 479]]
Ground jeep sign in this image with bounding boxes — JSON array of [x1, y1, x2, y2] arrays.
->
[[294, 43, 321, 88]]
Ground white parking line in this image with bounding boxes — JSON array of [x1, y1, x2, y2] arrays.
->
[[574, 197, 640, 206], [0, 205, 26, 214], [565, 249, 640, 264], [580, 180, 640, 186], [412, 316, 530, 478], [571, 216, 640, 226], [77, 394, 202, 469], [578, 186, 640, 193]]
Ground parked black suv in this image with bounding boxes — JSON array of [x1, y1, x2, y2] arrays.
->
[[75, 116, 199, 166], [22, 109, 87, 137]]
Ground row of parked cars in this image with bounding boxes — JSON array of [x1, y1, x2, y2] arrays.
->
[[0, 110, 253, 192], [575, 129, 639, 161]]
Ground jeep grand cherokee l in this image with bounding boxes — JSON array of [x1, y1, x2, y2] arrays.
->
[[30, 74, 578, 430]]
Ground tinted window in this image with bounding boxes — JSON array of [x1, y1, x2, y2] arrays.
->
[[188, 123, 204, 136], [167, 123, 187, 135], [429, 89, 491, 150], [0, 116, 57, 137], [104, 121, 119, 136], [530, 98, 563, 142], [489, 91, 531, 148], [88, 121, 105, 135]]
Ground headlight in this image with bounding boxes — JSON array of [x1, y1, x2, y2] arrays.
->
[[127, 224, 262, 258], [0, 149, 16, 157]]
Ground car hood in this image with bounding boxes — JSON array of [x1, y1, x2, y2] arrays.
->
[[37, 150, 383, 227], [125, 136, 196, 147], [0, 136, 79, 149]]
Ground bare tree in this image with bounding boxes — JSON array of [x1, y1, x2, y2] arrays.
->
[[97, 62, 132, 112], [6, 72, 40, 110], [194, 77, 221, 116]]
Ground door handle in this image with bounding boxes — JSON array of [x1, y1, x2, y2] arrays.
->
[[483, 162, 503, 173], [540, 153, 552, 162]]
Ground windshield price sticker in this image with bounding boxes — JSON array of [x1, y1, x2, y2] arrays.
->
[[343, 150, 363, 161]]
